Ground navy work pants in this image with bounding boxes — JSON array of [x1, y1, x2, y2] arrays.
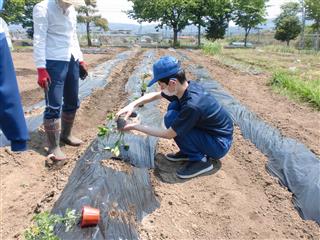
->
[[44, 55, 80, 119]]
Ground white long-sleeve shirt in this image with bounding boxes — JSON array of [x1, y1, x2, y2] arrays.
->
[[33, 0, 83, 68], [0, 17, 13, 48]]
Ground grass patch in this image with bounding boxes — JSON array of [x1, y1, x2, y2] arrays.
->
[[263, 45, 320, 56], [270, 71, 320, 109], [202, 41, 222, 55]]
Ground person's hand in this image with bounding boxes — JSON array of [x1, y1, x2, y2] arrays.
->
[[116, 103, 135, 120], [121, 122, 139, 131], [79, 61, 88, 80], [37, 68, 51, 89]]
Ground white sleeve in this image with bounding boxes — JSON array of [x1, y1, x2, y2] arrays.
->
[[73, 11, 83, 62], [33, 4, 48, 68]]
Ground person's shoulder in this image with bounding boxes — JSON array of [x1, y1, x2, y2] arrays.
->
[[34, 0, 49, 10], [189, 80, 204, 89]]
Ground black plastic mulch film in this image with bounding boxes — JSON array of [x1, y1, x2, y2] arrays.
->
[[52, 51, 162, 239], [176, 50, 320, 224], [0, 50, 134, 147]]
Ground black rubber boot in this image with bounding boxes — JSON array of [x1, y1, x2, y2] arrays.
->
[[44, 118, 67, 166], [60, 112, 83, 146]]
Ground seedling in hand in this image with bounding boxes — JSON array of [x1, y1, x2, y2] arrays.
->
[[101, 112, 130, 157]]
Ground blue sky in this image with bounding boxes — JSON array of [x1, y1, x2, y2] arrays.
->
[[97, 0, 297, 25]]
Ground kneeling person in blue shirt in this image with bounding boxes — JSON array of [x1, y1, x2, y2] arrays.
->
[[116, 56, 233, 179]]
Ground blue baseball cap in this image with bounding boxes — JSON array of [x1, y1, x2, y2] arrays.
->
[[148, 56, 182, 87], [0, 0, 5, 11]]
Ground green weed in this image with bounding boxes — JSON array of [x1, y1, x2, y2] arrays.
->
[[270, 71, 320, 109], [202, 41, 222, 55], [24, 209, 79, 240]]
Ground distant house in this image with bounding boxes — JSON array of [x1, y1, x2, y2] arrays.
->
[[109, 29, 132, 35]]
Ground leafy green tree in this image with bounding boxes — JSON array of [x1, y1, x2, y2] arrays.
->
[[20, 0, 42, 38], [274, 2, 302, 46], [305, 0, 320, 50], [189, 0, 208, 47], [77, 0, 108, 46], [128, 0, 193, 47], [275, 16, 302, 46], [232, 0, 268, 47], [0, 0, 24, 24], [205, 0, 232, 41]]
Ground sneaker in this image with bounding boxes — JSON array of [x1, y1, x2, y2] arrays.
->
[[166, 151, 189, 162], [176, 158, 213, 179]]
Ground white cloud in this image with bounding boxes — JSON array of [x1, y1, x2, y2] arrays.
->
[[266, 0, 299, 19], [97, 0, 138, 24]]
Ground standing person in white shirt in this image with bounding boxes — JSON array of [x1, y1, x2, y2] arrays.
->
[[0, 0, 29, 152], [33, 0, 88, 165]]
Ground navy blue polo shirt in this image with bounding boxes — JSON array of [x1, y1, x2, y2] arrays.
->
[[162, 81, 233, 138]]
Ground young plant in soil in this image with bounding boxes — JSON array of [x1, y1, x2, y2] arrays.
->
[[141, 72, 151, 94], [24, 209, 79, 240], [98, 113, 130, 157]]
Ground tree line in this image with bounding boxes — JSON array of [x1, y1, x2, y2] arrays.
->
[[129, 0, 319, 49], [0, 0, 319, 49]]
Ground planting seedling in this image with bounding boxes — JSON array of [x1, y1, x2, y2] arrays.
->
[[140, 72, 151, 96], [100, 112, 131, 157], [104, 131, 129, 157], [116, 117, 127, 130], [24, 209, 79, 240]]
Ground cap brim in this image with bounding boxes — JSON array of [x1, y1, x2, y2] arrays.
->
[[147, 78, 159, 87]]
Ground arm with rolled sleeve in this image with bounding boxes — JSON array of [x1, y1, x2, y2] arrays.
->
[[33, 4, 48, 68]]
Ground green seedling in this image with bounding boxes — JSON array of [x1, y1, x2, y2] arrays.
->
[[106, 132, 130, 157], [142, 72, 151, 80], [106, 112, 115, 121], [101, 112, 130, 157], [141, 81, 148, 93], [97, 126, 111, 137], [24, 209, 79, 240]]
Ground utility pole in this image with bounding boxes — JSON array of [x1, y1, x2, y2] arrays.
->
[[299, 0, 306, 49]]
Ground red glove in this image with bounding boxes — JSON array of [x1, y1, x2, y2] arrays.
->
[[37, 68, 51, 89], [79, 61, 88, 80]]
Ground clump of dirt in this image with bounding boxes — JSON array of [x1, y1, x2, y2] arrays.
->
[[108, 202, 137, 226], [101, 159, 133, 175]]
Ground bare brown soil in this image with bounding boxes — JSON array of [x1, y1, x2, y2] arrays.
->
[[0, 47, 319, 240]]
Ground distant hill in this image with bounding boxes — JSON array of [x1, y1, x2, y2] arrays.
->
[[10, 18, 313, 37]]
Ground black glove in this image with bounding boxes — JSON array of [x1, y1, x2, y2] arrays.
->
[[79, 61, 88, 80]]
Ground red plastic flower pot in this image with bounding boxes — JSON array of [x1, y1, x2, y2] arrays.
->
[[80, 206, 100, 228]]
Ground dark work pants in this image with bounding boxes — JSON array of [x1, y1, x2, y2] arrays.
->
[[44, 55, 80, 119]]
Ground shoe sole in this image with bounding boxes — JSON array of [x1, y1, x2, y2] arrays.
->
[[60, 137, 83, 146], [176, 164, 213, 179], [165, 156, 189, 162]]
